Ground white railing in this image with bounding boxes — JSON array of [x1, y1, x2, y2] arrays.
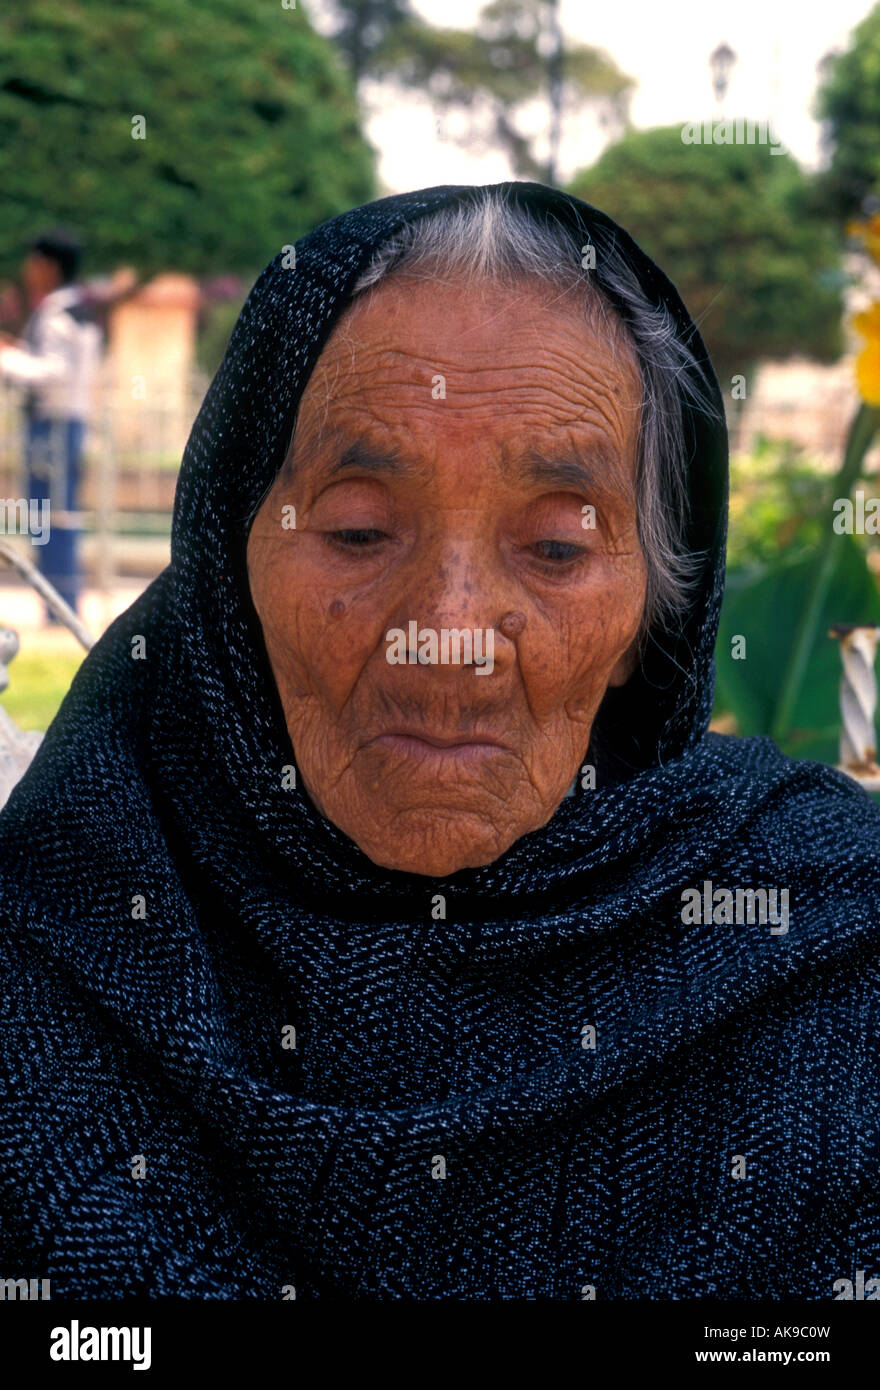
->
[[0, 370, 208, 600]]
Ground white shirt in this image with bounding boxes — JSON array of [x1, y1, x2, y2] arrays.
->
[[0, 286, 101, 422]]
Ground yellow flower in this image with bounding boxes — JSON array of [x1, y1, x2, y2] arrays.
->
[[848, 214, 880, 267], [853, 302, 880, 405]]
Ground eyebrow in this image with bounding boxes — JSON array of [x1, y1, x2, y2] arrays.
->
[[509, 446, 625, 494], [330, 439, 406, 478], [305, 431, 627, 496]]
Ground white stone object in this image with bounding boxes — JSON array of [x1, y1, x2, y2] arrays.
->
[[0, 627, 43, 809]]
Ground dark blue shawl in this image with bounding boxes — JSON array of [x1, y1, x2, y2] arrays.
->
[[1, 183, 879, 1300]]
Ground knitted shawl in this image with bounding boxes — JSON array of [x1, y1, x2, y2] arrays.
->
[[1, 183, 879, 1301]]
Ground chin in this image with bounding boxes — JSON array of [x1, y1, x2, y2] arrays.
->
[[363, 844, 496, 877], [350, 806, 552, 877], [304, 758, 567, 876]]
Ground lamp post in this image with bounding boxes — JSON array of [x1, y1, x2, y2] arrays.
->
[[546, 0, 564, 186], [709, 41, 737, 116]]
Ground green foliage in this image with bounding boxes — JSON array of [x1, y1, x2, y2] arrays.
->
[[725, 437, 828, 573], [0, 0, 376, 278], [715, 407, 880, 777], [0, 642, 84, 732], [814, 3, 880, 219], [717, 534, 880, 763], [196, 297, 247, 377], [569, 126, 844, 387]]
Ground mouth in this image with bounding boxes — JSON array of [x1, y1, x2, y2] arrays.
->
[[368, 726, 511, 764], [377, 725, 507, 749]]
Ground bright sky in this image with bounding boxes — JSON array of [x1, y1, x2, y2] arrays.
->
[[324, 0, 877, 192]]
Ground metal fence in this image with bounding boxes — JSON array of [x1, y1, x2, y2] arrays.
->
[[0, 369, 209, 597]]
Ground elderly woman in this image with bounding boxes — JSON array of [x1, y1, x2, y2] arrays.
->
[[1, 182, 879, 1302]]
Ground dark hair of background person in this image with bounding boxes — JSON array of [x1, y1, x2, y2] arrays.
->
[[26, 227, 83, 284]]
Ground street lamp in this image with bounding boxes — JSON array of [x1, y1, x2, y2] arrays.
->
[[710, 42, 737, 108]]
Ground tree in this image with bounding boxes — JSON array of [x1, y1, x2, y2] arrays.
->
[[814, 5, 880, 222], [0, 0, 376, 278], [320, 0, 412, 85], [326, 0, 633, 184], [569, 126, 844, 395]]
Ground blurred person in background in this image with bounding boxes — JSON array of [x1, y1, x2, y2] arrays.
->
[[0, 228, 101, 619]]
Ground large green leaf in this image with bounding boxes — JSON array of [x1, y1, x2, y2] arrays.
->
[[716, 532, 880, 763]]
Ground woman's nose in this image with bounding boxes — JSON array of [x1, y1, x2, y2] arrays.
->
[[407, 537, 500, 625], [389, 538, 521, 674]]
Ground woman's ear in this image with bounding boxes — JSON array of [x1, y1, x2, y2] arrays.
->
[[607, 638, 641, 688]]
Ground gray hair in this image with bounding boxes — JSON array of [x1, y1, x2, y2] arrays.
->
[[349, 188, 723, 639]]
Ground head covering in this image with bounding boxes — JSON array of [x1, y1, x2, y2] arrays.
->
[[1, 183, 879, 1300]]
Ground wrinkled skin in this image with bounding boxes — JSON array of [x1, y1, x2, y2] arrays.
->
[[247, 275, 646, 876]]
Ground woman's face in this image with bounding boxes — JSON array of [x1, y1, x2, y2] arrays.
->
[[247, 275, 647, 876]]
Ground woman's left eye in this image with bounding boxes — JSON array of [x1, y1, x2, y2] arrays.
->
[[530, 540, 585, 563], [323, 528, 388, 550]]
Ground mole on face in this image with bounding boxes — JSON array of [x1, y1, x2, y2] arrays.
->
[[329, 599, 346, 618], [499, 611, 526, 639]]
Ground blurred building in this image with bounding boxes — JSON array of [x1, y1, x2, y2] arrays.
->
[[102, 272, 202, 457]]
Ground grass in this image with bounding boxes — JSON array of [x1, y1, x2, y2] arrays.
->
[[0, 638, 86, 732]]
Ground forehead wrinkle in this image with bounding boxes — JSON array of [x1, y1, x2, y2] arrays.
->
[[321, 289, 627, 375], [521, 333, 642, 444], [294, 372, 639, 458], [328, 387, 638, 466], [319, 357, 638, 428], [289, 293, 643, 488], [323, 273, 642, 402], [316, 332, 641, 444]]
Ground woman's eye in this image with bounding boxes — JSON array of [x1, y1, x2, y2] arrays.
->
[[324, 528, 388, 550], [530, 539, 585, 564], [321, 532, 584, 563]]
